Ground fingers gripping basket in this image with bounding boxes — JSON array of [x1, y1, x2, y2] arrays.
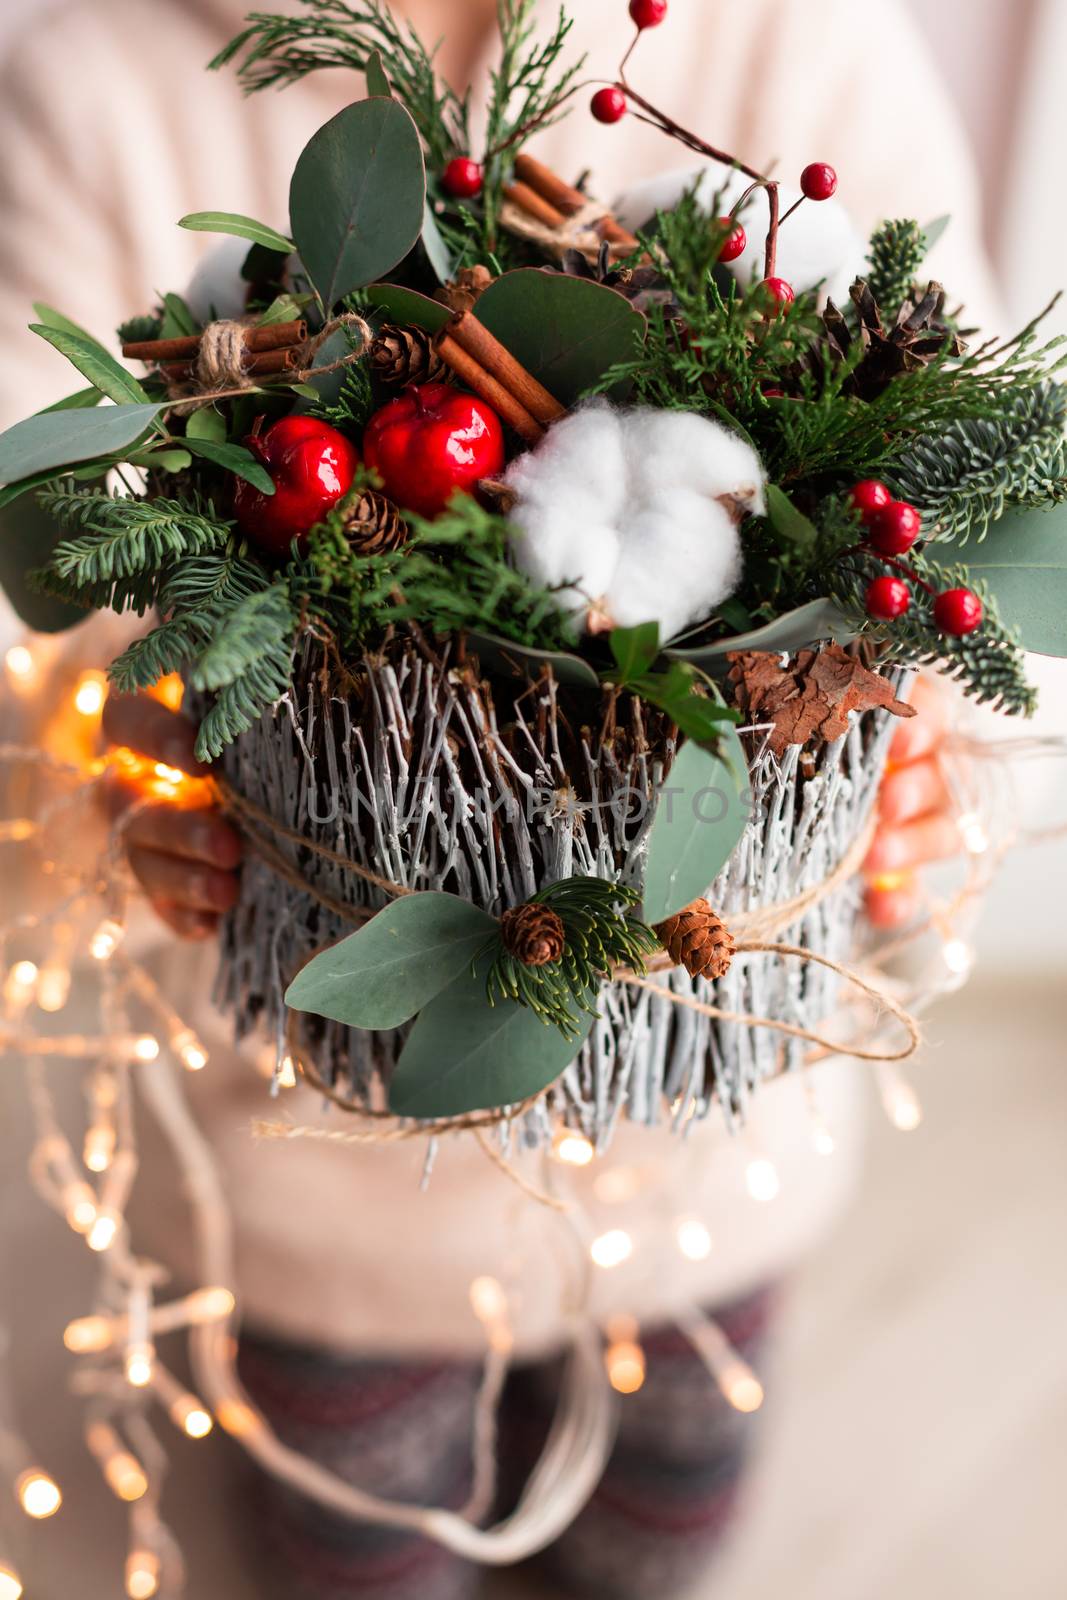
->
[[212, 633, 900, 1147]]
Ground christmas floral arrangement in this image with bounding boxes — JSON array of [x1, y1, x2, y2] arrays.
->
[[2, 0, 1065, 1131]]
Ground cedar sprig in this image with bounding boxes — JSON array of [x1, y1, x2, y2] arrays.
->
[[485, 877, 659, 1038]]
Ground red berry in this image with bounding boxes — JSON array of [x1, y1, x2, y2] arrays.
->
[[867, 500, 921, 557], [442, 157, 483, 200], [865, 575, 911, 621], [629, 0, 668, 26], [716, 217, 747, 263], [800, 162, 838, 202], [234, 416, 359, 557], [362, 383, 505, 520], [760, 277, 795, 314], [849, 480, 891, 523], [933, 587, 983, 636], [591, 86, 628, 124], [762, 385, 785, 399]]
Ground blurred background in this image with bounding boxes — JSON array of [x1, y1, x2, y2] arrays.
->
[[0, 1, 1064, 1596]]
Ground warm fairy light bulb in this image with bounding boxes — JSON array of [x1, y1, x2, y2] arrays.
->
[[0, 820, 35, 843], [64, 1184, 98, 1235], [87, 1209, 119, 1253], [552, 1126, 594, 1167], [276, 1055, 297, 1088], [5, 961, 39, 1005], [171, 1398, 213, 1439], [469, 1276, 508, 1324], [886, 1084, 922, 1132], [16, 1470, 62, 1520], [745, 1157, 781, 1203], [152, 762, 186, 791], [73, 670, 107, 718], [720, 1360, 765, 1413], [148, 672, 184, 712], [605, 1338, 646, 1395], [675, 1217, 713, 1262], [0, 1563, 23, 1600], [89, 918, 124, 962], [5, 644, 35, 682], [35, 964, 71, 1013], [943, 937, 973, 977], [125, 1342, 155, 1389], [83, 1124, 115, 1174], [172, 1029, 208, 1072], [957, 811, 990, 856], [215, 1399, 259, 1439], [125, 1549, 160, 1598], [132, 1034, 160, 1063], [64, 1315, 114, 1354], [187, 1286, 236, 1323], [590, 1229, 633, 1269], [811, 1123, 836, 1157], [107, 1457, 148, 1503]]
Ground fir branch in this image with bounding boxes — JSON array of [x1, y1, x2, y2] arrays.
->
[[864, 219, 926, 322], [188, 585, 296, 691], [109, 616, 206, 694], [887, 380, 1067, 545]]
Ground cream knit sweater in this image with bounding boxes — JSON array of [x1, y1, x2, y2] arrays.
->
[[0, 0, 998, 1358]]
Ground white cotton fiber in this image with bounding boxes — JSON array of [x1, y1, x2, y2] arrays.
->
[[613, 160, 865, 306], [183, 236, 253, 324], [505, 404, 764, 640]]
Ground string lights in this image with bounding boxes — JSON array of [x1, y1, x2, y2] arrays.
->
[[14, 1469, 62, 1521]]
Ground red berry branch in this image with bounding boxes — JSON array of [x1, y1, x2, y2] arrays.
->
[[847, 482, 984, 635]]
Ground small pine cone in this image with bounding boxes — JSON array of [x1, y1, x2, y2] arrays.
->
[[654, 899, 736, 981], [342, 489, 407, 555], [370, 323, 446, 387], [433, 265, 495, 314], [500, 902, 566, 967]]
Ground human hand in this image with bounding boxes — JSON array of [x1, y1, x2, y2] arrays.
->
[[101, 693, 243, 939], [864, 675, 959, 929]]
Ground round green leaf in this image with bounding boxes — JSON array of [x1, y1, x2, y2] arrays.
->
[[289, 99, 426, 309], [364, 282, 451, 334], [472, 271, 646, 406], [642, 729, 750, 924], [388, 960, 593, 1117], [285, 892, 498, 1030], [926, 501, 1067, 657]]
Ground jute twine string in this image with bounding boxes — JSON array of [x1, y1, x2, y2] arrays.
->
[[499, 197, 628, 262], [168, 313, 374, 409]]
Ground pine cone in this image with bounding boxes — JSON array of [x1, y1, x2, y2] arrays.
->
[[434, 265, 495, 314], [808, 280, 968, 400], [654, 899, 736, 981], [370, 323, 446, 387], [501, 902, 566, 967], [342, 489, 407, 556]]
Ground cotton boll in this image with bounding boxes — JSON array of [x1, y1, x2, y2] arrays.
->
[[606, 490, 741, 641], [183, 236, 255, 324], [509, 503, 621, 613], [506, 402, 628, 521], [623, 410, 766, 517]]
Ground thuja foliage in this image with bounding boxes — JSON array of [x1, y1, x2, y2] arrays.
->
[[485, 879, 659, 1037]]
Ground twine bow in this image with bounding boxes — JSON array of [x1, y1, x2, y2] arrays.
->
[[167, 312, 374, 409]]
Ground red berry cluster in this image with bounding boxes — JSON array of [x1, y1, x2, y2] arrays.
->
[[848, 481, 983, 635]]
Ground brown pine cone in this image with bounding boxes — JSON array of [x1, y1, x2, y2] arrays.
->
[[500, 902, 566, 967], [433, 265, 495, 314], [342, 489, 407, 556], [654, 899, 736, 981], [370, 323, 446, 387]]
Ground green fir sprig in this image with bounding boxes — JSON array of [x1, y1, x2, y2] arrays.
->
[[864, 219, 927, 322]]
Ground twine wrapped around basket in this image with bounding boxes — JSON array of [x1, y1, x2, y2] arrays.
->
[[211, 630, 902, 1150]]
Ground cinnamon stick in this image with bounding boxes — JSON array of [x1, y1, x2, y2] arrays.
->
[[159, 346, 301, 382], [512, 152, 641, 254], [434, 335, 544, 447], [502, 182, 567, 230], [123, 319, 308, 363], [441, 311, 566, 429]]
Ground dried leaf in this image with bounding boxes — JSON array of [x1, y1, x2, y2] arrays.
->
[[728, 644, 915, 758]]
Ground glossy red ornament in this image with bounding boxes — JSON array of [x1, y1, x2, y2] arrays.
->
[[933, 587, 983, 635], [629, 0, 668, 26], [716, 218, 747, 263], [234, 416, 359, 556], [442, 157, 484, 200], [800, 162, 838, 201], [761, 277, 795, 313], [591, 86, 628, 124], [867, 499, 921, 556], [849, 479, 891, 524], [865, 575, 911, 621], [362, 383, 505, 520]]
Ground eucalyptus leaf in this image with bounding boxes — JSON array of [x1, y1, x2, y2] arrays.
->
[[184, 406, 227, 444], [286, 892, 498, 1030], [257, 294, 309, 327], [30, 324, 149, 406], [127, 448, 192, 473], [629, 664, 742, 742], [37, 388, 104, 414], [921, 214, 951, 254], [765, 484, 818, 548], [420, 201, 454, 285], [465, 629, 600, 689], [926, 501, 1067, 656], [0, 404, 163, 486], [642, 728, 750, 924], [179, 211, 295, 255], [364, 49, 392, 97], [473, 271, 646, 406], [32, 303, 95, 342], [667, 599, 855, 666], [0, 490, 89, 632], [182, 437, 275, 494], [388, 958, 592, 1117], [365, 282, 451, 333], [289, 98, 426, 309]]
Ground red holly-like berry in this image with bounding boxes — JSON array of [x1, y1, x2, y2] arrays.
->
[[591, 86, 628, 124], [865, 575, 911, 621], [442, 157, 484, 200], [717, 218, 747, 263], [868, 499, 921, 556], [933, 587, 983, 636], [849, 479, 892, 524], [234, 416, 359, 557], [761, 277, 795, 313], [362, 383, 505, 520], [800, 162, 838, 202], [629, 0, 668, 26]]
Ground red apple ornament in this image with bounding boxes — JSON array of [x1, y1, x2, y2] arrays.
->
[[234, 416, 359, 556], [362, 383, 506, 520]]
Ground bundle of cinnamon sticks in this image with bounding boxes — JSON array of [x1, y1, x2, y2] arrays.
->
[[504, 152, 640, 257], [121, 318, 308, 383], [434, 311, 566, 447]]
